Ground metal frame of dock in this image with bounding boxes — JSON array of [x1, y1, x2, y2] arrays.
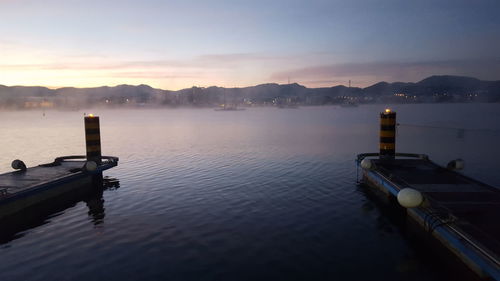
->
[[0, 156, 118, 220], [357, 153, 500, 280]]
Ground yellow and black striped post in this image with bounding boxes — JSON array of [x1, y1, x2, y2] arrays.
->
[[84, 114, 102, 165], [380, 109, 396, 159]]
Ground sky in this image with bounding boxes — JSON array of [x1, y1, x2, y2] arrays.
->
[[1, 0, 499, 90]]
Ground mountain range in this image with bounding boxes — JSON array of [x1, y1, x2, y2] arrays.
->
[[0, 75, 499, 109]]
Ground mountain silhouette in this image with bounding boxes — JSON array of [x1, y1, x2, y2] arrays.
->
[[0, 75, 498, 108]]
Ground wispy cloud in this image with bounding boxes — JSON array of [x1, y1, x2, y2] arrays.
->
[[276, 58, 500, 86], [272, 58, 500, 87], [0, 50, 281, 89], [0, 50, 299, 89], [4, 43, 499, 90], [0, 52, 285, 71], [107, 71, 202, 79], [196, 53, 277, 63]]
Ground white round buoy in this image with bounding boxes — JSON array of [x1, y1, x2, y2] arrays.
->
[[397, 188, 423, 208], [360, 158, 373, 169], [84, 161, 98, 172]]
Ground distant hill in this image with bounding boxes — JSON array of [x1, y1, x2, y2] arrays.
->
[[0, 75, 499, 109]]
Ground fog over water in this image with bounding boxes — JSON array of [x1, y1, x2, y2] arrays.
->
[[0, 104, 499, 280]]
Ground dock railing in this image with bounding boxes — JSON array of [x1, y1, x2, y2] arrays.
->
[[54, 155, 119, 164], [356, 152, 428, 164]]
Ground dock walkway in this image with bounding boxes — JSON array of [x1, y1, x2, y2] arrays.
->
[[359, 155, 500, 280], [0, 156, 118, 219], [377, 159, 500, 257], [0, 161, 85, 196]]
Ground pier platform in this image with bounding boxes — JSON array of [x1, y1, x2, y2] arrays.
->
[[0, 156, 118, 219], [357, 153, 500, 280]]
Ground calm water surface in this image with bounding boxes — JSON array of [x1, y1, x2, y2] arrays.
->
[[0, 104, 499, 281]]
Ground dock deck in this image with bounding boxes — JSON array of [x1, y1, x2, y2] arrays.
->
[[358, 154, 500, 280], [0, 156, 118, 219]]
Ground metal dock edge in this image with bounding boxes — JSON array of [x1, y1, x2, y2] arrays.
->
[[0, 155, 118, 219], [358, 153, 500, 280]]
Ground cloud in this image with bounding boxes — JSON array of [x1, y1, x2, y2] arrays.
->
[[0, 51, 296, 89], [107, 71, 202, 79], [196, 53, 275, 63], [0, 51, 288, 89], [0, 61, 186, 71], [0, 52, 283, 72], [6, 46, 499, 90], [298, 79, 351, 87], [271, 58, 500, 87]]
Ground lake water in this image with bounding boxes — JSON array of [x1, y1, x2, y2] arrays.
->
[[0, 104, 499, 281]]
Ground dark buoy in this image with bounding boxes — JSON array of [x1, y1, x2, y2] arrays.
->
[[11, 159, 27, 171]]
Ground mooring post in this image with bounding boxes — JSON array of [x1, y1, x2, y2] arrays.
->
[[380, 109, 396, 160], [84, 114, 102, 165]]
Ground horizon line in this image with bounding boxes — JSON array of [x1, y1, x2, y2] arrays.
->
[[0, 74, 490, 92]]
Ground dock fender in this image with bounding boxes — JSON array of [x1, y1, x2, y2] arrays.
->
[[447, 159, 464, 170], [360, 158, 374, 169], [11, 159, 27, 171], [397, 188, 423, 208]]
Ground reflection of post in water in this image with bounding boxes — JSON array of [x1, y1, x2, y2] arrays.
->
[[85, 175, 120, 225], [86, 175, 106, 225], [0, 174, 120, 244]]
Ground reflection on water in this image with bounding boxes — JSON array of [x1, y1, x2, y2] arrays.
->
[[0, 176, 120, 244], [0, 104, 499, 281]]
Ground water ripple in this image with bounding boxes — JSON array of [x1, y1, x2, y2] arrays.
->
[[1, 105, 500, 281]]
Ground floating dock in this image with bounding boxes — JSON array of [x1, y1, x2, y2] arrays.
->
[[0, 115, 119, 220], [357, 109, 500, 280], [0, 156, 117, 220]]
